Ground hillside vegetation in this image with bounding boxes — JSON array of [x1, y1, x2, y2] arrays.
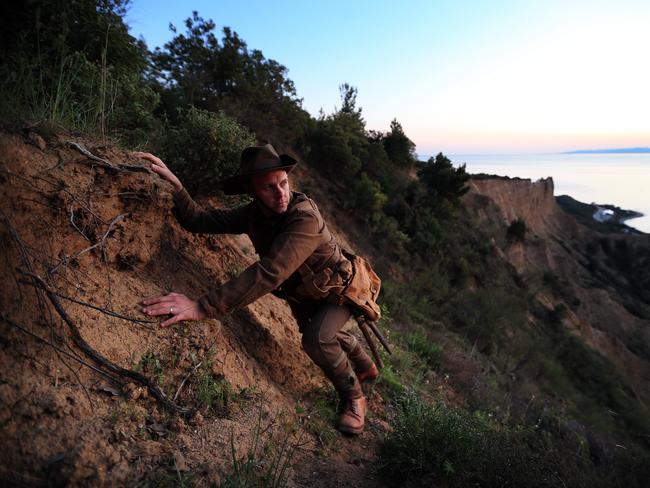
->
[[1, 2, 649, 486]]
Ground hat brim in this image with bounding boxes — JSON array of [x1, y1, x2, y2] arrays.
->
[[223, 155, 297, 195]]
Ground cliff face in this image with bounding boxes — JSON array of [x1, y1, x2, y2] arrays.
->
[[469, 177, 560, 238], [465, 176, 650, 406]]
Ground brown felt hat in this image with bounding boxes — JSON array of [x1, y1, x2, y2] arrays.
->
[[223, 144, 297, 195]]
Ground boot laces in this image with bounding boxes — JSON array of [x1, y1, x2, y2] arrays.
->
[[349, 399, 360, 415]]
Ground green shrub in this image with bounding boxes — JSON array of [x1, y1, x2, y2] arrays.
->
[[161, 107, 255, 196], [379, 393, 490, 486], [446, 287, 528, 354], [507, 217, 527, 242], [0, 1, 157, 141], [352, 172, 387, 220], [379, 393, 603, 488]]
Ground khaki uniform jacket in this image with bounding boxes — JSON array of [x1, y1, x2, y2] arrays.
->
[[172, 188, 351, 318]]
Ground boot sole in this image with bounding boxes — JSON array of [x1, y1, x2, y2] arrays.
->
[[358, 374, 378, 384], [337, 425, 364, 435]]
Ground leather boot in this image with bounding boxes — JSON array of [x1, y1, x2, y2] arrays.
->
[[338, 396, 366, 435], [324, 359, 363, 401], [346, 339, 375, 379], [355, 362, 378, 383]]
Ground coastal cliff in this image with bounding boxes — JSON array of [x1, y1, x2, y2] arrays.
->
[[466, 176, 650, 409]]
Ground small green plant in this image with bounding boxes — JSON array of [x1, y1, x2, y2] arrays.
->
[[310, 391, 340, 452], [377, 362, 405, 399], [136, 351, 165, 386], [219, 405, 299, 488], [106, 400, 142, 427], [195, 369, 233, 415], [136, 456, 200, 488], [406, 330, 442, 369], [297, 387, 340, 453]]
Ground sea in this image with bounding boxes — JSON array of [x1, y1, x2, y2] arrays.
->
[[436, 153, 650, 234]]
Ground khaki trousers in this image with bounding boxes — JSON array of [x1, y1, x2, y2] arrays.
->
[[289, 300, 373, 400]]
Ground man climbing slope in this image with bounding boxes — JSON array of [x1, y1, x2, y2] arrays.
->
[[135, 144, 379, 434]]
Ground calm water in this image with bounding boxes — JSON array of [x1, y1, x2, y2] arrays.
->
[[444, 153, 650, 233]]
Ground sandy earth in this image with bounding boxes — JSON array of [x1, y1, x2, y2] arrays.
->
[[0, 130, 391, 486]]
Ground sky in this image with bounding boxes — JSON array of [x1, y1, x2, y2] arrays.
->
[[125, 0, 650, 156]]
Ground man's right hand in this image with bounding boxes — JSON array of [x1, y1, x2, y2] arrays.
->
[[134, 152, 183, 193]]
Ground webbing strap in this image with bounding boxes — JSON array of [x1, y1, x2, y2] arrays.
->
[[332, 350, 347, 370]]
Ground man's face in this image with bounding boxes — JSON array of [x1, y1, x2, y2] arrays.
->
[[249, 170, 291, 214]]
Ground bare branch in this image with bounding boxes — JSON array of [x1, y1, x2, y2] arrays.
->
[[68, 141, 115, 168], [68, 142, 151, 173]]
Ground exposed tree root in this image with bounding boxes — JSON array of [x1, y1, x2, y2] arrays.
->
[[18, 269, 196, 417]]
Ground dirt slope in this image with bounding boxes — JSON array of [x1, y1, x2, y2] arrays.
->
[[0, 130, 388, 486]]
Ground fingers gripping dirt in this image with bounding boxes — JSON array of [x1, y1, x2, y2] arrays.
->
[[133, 151, 183, 192], [141, 292, 208, 328]]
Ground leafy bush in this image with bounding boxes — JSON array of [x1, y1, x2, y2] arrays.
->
[[507, 217, 527, 242], [160, 107, 255, 195], [379, 393, 606, 488], [379, 393, 492, 486], [446, 287, 528, 354], [305, 116, 363, 183], [352, 172, 387, 220]]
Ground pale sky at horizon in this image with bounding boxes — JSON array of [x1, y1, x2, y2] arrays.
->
[[125, 0, 650, 156]]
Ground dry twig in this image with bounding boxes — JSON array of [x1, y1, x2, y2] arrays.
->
[[68, 142, 150, 173], [49, 213, 125, 274], [68, 142, 115, 168]]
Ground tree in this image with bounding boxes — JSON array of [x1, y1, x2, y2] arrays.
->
[[339, 83, 361, 116], [417, 153, 470, 206], [382, 119, 416, 169], [150, 12, 310, 144]]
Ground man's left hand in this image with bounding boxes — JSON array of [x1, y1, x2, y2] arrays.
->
[[141, 292, 208, 328]]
